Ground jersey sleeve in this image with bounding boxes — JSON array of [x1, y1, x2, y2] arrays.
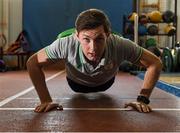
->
[[115, 35, 143, 63], [44, 36, 70, 61]]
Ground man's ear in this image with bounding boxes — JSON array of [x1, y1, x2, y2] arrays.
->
[[75, 30, 80, 41], [106, 32, 110, 38]]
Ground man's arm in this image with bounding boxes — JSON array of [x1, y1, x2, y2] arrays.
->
[[137, 48, 163, 98], [26, 48, 62, 112], [125, 48, 163, 112]]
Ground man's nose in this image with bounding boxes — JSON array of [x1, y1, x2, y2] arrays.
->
[[90, 41, 97, 51]]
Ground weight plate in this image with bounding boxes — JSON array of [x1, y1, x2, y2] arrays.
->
[[161, 47, 173, 72], [177, 48, 180, 71]]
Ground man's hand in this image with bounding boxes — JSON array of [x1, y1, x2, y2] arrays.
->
[[124, 101, 152, 113], [34, 102, 63, 113]]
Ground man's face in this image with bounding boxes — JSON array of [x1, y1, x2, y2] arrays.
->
[[76, 25, 108, 63]]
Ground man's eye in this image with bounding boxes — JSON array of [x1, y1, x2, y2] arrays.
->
[[83, 38, 90, 42], [96, 38, 104, 42]]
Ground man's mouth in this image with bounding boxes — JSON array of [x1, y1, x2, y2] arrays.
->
[[89, 53, 96, 56], [89, 53, 97, 58], [88, 53, 98, 60]]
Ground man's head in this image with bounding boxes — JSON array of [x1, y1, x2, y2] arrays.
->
[[75, 9, 111, 34], [75, 9, 111, 63]]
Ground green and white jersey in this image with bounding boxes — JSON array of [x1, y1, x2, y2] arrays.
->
[[45, 34, 143, 87]]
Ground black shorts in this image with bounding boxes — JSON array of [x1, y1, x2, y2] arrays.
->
[[66, 77, 115, 93]]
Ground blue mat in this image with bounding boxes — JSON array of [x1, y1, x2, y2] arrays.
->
[[137, 72, 180, 97]]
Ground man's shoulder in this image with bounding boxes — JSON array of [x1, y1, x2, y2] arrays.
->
[[60, 33, 78, 43], [107, 34, 124, 47], [57, 34, 79, 49], [109, 34, 131, 42], [108, 34, 135, 46]]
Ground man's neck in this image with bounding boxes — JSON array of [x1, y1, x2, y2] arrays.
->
[[84, 51, 105, 68]]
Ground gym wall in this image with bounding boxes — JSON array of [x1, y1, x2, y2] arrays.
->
[[23, 0, 133, 51], [0, 0, 23, 67], [9, 0, 22, 45], [0, 0, 22, 48]]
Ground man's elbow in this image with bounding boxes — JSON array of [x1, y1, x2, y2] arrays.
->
[[154, 58, 163, 72], [26, 54, 39, 70], [26, 56, 33, 71]]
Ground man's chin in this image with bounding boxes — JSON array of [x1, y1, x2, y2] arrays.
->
[[89, 57, 99, 62]]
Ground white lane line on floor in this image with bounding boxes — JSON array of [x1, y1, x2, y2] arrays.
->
[[16, 97, 71, 100], [0, 107, 180, 111], [0, 70, 65, 107]]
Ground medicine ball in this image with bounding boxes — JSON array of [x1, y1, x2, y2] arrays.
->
[[164, 25, 176, 36], [147, 25, 158, 35], [162, 10, 175, 23], [139, 13, 149, 24], [145, 38, 157, 48], [138, 24, 147, 35], [148, 11, 162, 22], [128, 12, 138, 22]]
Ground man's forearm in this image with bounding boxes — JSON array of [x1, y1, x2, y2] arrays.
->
[[27, 58, 52, 103], [141, 65, 161, 98]]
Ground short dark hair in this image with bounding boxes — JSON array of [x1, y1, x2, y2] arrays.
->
[[75, 9, 111, 33]]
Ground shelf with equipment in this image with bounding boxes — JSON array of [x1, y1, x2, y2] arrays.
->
[[122, 12, 177, 46], [122, 0, 179, 72], [138, 0, 177, 49]]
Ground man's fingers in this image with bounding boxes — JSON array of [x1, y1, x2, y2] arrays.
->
[[34, 106, 40, 112], [145, 105, 149, 112], [34, 103, 63, 113], [145, 105, 151, 112], [124, 102, 135, 108], [125, 102, 142, 112], [44, 103, 60, 112], [136, 103, 143, 112], [34, 104, 47, 113], [149, 106, 152, 112], [124, 102, 152, 113], [124, 103, 129, 108], [141, 103, 148, 112], [147, 105, 152, 112], [140, 104, 152, 113]]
